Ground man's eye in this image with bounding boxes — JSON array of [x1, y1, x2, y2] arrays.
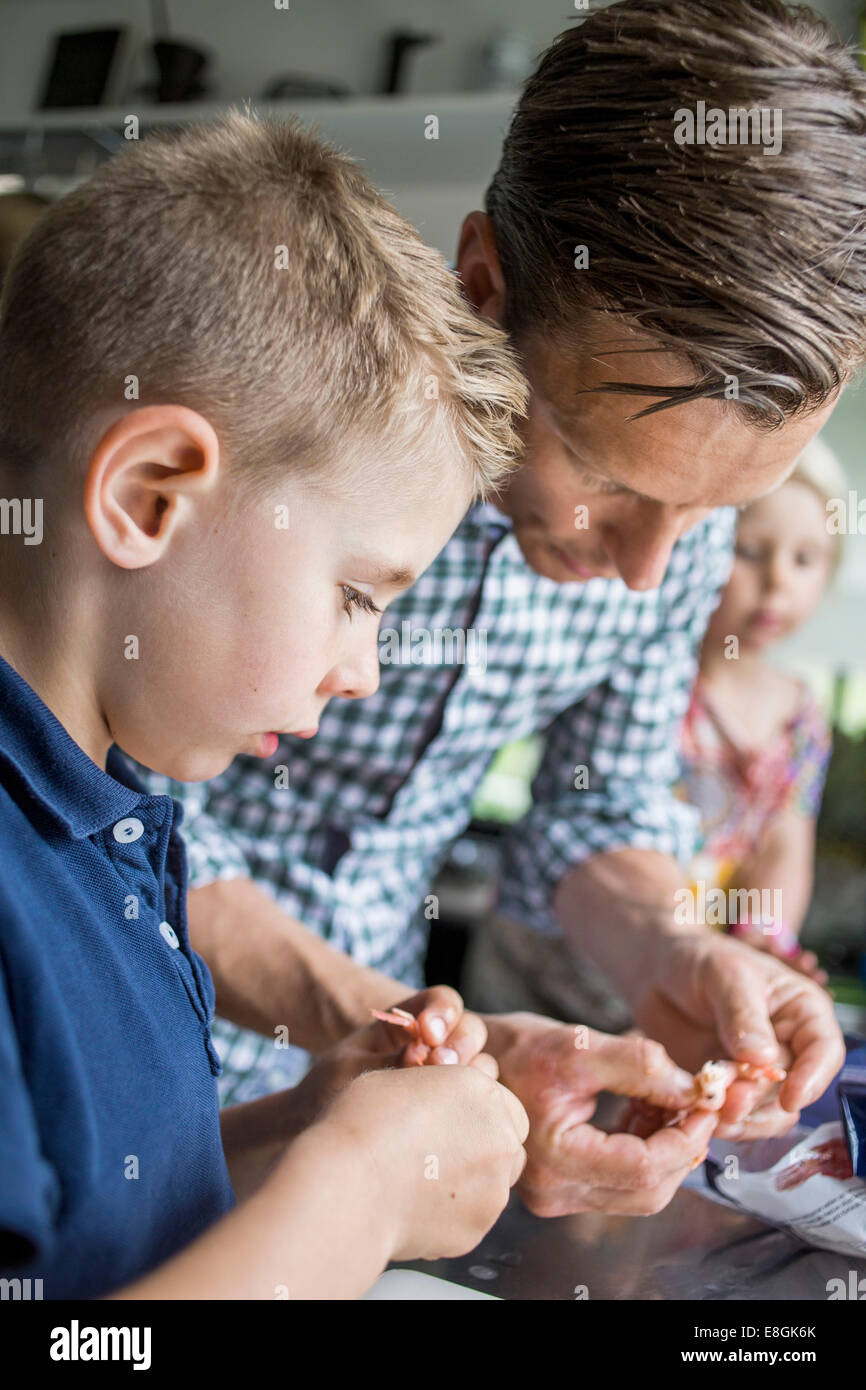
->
[[341, 585, 382, 618], [577, 467, 621, 495]]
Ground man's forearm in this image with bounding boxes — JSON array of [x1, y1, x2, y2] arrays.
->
[[220, 1088, 307, 1201], [553, 848, 704, 1006], [187, 876, 407, 1052]]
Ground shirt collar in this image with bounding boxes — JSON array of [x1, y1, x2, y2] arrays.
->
[[0, 652, 145, 839], [468, 499, 513, 533]]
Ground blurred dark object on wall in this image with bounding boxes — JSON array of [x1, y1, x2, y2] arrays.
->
[[145, 40, 210, 103], [38, 29, 130, 109], [262, 76, 351, 101], [140, 2, 210, 104], [380, 31, 437, 94]]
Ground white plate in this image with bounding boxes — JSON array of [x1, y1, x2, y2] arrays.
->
[[362, 1269, 500, 1300]]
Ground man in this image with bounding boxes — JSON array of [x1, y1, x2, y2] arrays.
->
[[142, 0, 863, 1216]]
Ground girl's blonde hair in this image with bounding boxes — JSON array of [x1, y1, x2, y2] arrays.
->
[[790, 436, 848, 575]]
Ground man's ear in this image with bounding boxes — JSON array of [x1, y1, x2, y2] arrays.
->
[[455, 212, 506, 325], [84, 405, 221, 570]]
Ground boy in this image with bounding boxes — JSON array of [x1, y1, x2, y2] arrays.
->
[[0, 112, 534, 1299]]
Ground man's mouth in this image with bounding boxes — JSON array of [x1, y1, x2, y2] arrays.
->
[[550, 543, 607, 580]]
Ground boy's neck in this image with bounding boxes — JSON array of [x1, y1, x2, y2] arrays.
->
[[0, 586, 114, 770]]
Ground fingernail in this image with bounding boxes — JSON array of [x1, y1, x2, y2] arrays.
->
[[737, 1032, 775, 1054], [434, 1047, 459, 1065], [427, 1016, 447, 1043], [725, 1124, 744, 1139], [673, 1071, 698, 1095]]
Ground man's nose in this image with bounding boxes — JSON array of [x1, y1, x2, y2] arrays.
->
[[601, 503, 687, 592]]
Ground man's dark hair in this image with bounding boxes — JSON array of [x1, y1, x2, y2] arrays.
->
[[485, 0, 866, 425]]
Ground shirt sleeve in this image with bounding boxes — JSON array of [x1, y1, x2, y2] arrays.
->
[[0, 952, 60, 1270], [498, 509, 737, 932], [128, 767, 251, 890]]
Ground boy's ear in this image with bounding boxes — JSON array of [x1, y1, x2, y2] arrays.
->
[[455, 212, 506, 325], [84, 406, 221, 570]]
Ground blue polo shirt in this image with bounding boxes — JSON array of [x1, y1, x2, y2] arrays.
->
[[0, 653, 235, 1298]]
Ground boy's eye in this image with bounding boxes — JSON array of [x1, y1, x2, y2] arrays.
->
[[341, 584, 382, 619]]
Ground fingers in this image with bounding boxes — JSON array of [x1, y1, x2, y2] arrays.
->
[[586, 1032, 698, 1109], [468, 1051, 500, 1079], [556, 1108, 717, 1190], [520, 1110, 717, 1217], [709, 953, 780, 1064], [776, 1002, 846, 1112], [403, 985, 465, 1050], [496, 1078, 531, 1146], [430, 1009, 487, 1066], [716, 1098, 800, 1141]]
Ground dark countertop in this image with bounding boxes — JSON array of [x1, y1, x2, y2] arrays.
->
[[399, 1183, 866, 1300]]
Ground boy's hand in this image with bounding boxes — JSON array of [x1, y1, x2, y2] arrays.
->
[[321, 1066, 529, 1262], [288, 986, 496, 1134], [374, 985, 496, 1070]]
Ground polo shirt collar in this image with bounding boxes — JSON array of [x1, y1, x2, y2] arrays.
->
[[0, 652, 145, 839]]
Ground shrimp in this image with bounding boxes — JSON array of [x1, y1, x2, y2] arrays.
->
[[691, 1059, 787, 1112], [370, 1006, 420, 1038], [621, 1057, 788, 1137]]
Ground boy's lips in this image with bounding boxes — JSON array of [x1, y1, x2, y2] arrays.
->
[[252, 728, 318, 758]]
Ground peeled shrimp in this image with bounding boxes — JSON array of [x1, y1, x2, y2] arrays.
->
[[622, 1057, 787, 1137]]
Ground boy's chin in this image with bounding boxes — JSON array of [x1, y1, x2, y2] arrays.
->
[[132, 746, 237, 784]]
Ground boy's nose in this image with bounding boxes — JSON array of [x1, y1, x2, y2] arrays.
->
[[325, 647, 381, 701]]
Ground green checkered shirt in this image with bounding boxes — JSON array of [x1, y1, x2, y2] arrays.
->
[[136, 501, 736, 1102]]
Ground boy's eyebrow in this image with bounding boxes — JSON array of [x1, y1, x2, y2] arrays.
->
[[348, 557, 417, 589]]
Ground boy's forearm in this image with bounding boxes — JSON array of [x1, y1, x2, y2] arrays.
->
[[108, 1123, 395, 1301], [188, 876, 407, 1051]]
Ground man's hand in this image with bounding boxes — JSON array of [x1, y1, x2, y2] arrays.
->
[[482, 1014, 718, 1218], [632, 932, 845, 1139]]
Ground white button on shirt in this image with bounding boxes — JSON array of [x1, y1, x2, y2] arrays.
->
[[159, 921, 179, 950], [112, 817, 144, 844]]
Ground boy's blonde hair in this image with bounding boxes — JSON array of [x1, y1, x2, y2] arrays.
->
[[0, 112, 526, 499]]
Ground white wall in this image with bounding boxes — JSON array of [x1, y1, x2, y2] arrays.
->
[[0, 0, 861, 117]]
